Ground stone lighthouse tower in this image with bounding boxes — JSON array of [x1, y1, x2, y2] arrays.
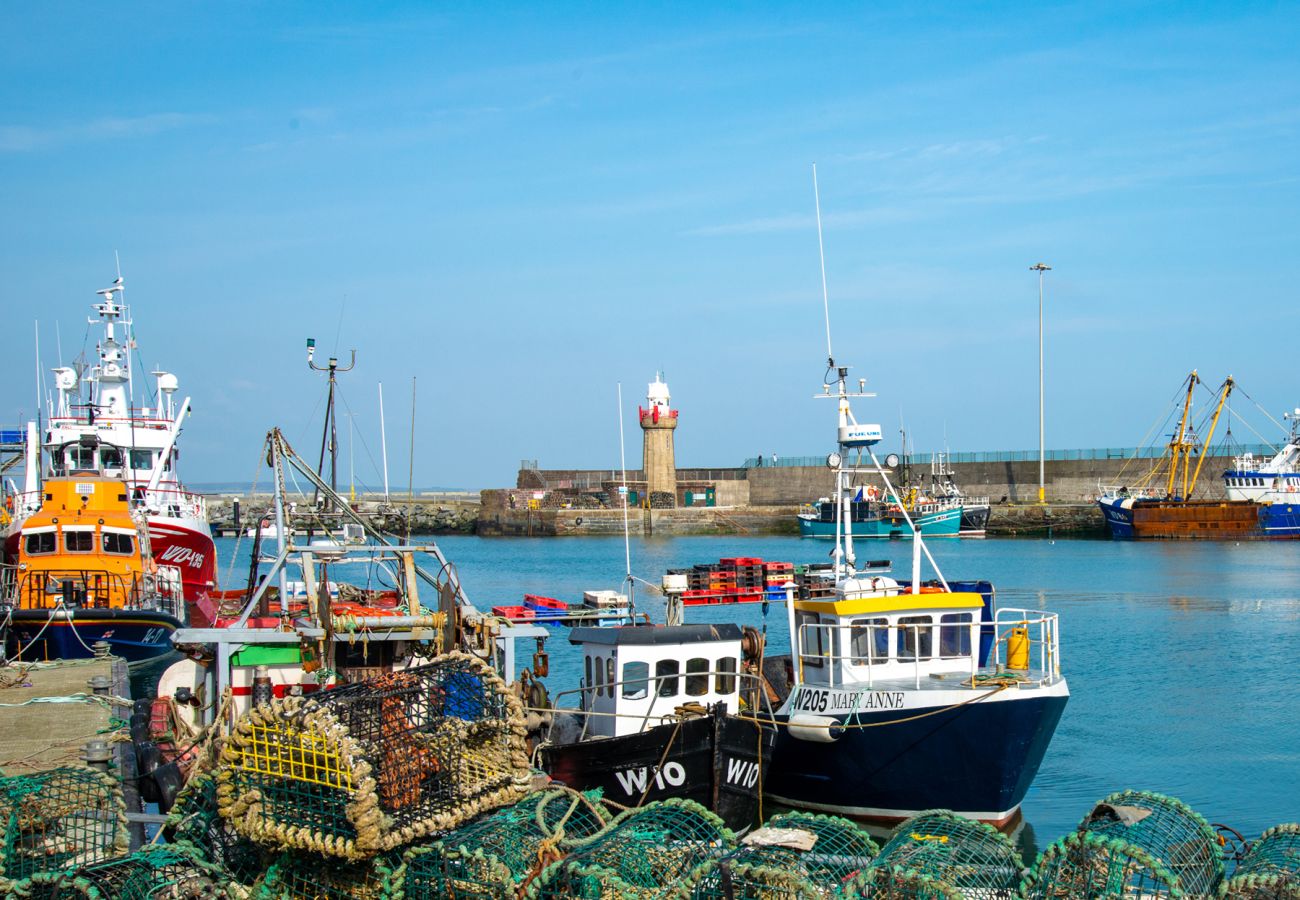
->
[[639, 373, 678, 507]]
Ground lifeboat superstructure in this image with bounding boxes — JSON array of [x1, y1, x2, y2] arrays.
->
[[2, 276, 216, 622], [1, 475, 183, 661]]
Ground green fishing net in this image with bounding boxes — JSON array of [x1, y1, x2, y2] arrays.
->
[[165, 770, 266, 889], [253, 849, 401, 900], [217, 652, 531, 859], [391, 786, 610, 899], [688, 811, 878, 899], [1226, 823, 1300, 899], [1021, 790, 1225, 899], [0, 767, 129, 891], [7, 845, 226, 899], [525, 798, 734, 899], [847, 810, 1024, 899]]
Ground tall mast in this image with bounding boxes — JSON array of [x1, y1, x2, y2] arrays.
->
[[1188, 376, 1234, 496], [306, 338, 356, 510], [1166, 370, 1198, 499]]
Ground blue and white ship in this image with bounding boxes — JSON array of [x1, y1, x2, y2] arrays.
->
[[1221, 409, 1300, 537], [764, 360, 1069, 827]]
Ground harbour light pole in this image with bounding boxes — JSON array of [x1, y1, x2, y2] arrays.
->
[[1030, 263, 1052, 504]]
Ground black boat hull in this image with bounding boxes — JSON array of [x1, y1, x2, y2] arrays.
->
[[5, 607, 180, 662], [539, 708, 775, 832]]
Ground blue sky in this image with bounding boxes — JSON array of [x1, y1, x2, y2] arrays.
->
[[4, 2, 1299, 489]]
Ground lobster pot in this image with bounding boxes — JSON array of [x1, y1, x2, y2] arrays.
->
[[165, 771, 267, 890], [689, 811, 879, 899], [392, 788, 610, 899], [1226, 823, 1300, 899], [253, 850, 399, 900], [847, 811, 1024, 899], [218, 652, 532, 859], [1021, 790, 1225, 899], [528, 799, 735, 899], [8, 846, 227, 900], [0, 767, 129, 891]]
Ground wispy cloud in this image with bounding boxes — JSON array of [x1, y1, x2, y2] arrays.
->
[[0, 112, 216, 152]]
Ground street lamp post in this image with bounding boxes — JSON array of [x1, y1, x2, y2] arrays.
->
[[1030, 263, 1052, 504]]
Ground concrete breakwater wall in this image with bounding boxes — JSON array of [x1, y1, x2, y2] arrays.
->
[[477, 489, 1104, 537]]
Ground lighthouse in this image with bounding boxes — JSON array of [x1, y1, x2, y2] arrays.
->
[[639, 374, 678, 507]]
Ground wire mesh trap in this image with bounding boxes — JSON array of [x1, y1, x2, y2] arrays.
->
[[524, 798, 735, 899], [1226, 823, 1300, 899], [1020, 790, 1225, 899], [0, 766, 129, 891], [164, 770, 266, 889], [846, 810, 1024, 899], [252, 849, 400, 900], [217, 651, 532, 859], [390, 786, 611, 899], [687, 811, 879, 899], [7, 845, 227, 900]]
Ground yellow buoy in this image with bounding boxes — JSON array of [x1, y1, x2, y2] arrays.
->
[[1007, 626, 1030, 670]]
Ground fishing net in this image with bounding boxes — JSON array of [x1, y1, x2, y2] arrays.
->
[[1226, 823, 1300, 899], [0, 767, 129, 891], [846, 810, 1024, 899], [525, 798, 735, 899], [7, 845, 227, 899], [164, 770, 266, 889], [1021, 790, 1225, 899], [253, 849, 401, 900], [688, 811, 878, 899], [218, 651, 532, 859], [392, 787, 611, 899]]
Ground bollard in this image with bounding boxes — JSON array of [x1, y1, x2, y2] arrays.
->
[[251, 665, 273, 707], [87, 674, 112, 696], [81, 738, 113, 773], [92, 640, 111, 659]]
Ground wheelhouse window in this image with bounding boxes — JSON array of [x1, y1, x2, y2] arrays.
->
[[655, 659, 679, 697], [898, 614, 934, 661], [102, 532, 134, 555], [592, 655, 604, 697], [605, 658, 616, 698], [585, 656, 592, 691], [622, 661, 650, 699], [939, 612, 974, 658], [24, 532, 56, 555], [796, 611, 825, 667], [685, 657, 709, 697], [100, 447, 123, 469], [715, 657, 737, 694], [64, 530, 94, 553], [129, 450, 154, 470], [66, 446, 96, 472], [850, 617, 890, 663]]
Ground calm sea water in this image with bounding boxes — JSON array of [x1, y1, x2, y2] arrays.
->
[[208, 533, 1300, 855]]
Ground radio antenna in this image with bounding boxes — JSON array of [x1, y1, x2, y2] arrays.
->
[[813, 163, 834, 366]]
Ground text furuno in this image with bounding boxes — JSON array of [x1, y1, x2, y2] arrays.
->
[[158, 545, 206, 569]]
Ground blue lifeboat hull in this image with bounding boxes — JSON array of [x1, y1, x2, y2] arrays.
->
[[6, 608, 180, 662]]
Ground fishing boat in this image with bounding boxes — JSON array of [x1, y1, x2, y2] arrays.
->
[[2, 275, 216, 620], [1098, 372, 1300, 539], [763, 359, 1069, 827], [928, 451, 991, 536], [534, 621, 775, 832], [798, 488, 962, 538], [0, 474, 183, 661]]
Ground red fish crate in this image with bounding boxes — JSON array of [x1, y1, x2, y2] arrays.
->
[[763, 561, 794, 572], [523, 595, 567, 611], [491, 605, 536, 621], [719, 556, 763, 567]]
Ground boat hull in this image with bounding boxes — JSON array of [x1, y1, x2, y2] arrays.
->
[[540, 709, 775, 832], [960, 504, 991, 535], [798, 506, 962, 539], [146, 518, 218, 622], [765, 685, 1068, 825], [1099, 497, 1300, 540], [5, 608, 181, 662]]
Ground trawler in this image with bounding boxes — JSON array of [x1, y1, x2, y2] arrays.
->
[[2, 275, 216, 620]]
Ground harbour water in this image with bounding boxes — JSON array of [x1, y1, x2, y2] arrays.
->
[[210, 533, 1300, 856]]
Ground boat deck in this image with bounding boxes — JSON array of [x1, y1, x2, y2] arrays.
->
[[0, 656, 130, 771]]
